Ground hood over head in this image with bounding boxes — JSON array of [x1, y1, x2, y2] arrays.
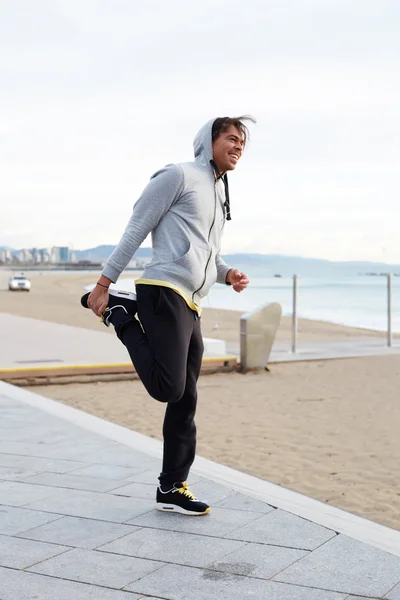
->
[[193, 118, 232, 221], [193, 119, 215, 169]]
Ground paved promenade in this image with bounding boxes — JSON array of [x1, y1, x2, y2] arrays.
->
[[1, 380, 400, 599]]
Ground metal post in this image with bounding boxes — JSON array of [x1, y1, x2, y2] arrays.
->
[[387, 273, 392, 348], [292, 274, 298, 353]]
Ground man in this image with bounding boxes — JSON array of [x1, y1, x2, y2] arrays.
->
[[81, 116, 253, 515]]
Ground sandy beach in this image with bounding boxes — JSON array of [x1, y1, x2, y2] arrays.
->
[[1, 269, 400, 529]]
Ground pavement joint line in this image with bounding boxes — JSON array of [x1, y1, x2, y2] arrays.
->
[[110, 521, 322, 552], [20, 547, 73, 572]]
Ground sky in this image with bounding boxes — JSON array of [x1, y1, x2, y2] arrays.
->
[[1, 0, 399, 262]]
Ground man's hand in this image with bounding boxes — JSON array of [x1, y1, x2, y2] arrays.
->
[[88, 285, 109, 317], [226, 269, 250, 292]]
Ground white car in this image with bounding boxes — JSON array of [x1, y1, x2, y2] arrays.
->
[[8, 275, 31, 292]]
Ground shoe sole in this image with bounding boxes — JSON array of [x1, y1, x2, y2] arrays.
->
[[81, 288, 137, 308], [156, 503, 210, 516]]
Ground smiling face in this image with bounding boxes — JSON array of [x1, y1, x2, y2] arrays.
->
[[212, 125, 244, 174]]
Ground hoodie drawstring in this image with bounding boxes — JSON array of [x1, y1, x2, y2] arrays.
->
[[209, 160, 232, 221]]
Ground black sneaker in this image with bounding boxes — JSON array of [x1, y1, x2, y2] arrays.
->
[[156, 482, 210, 516], [80, 288, 137, 327]]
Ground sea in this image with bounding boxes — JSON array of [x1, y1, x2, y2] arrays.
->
[[33, 267, 398, 334], [115, 272, 399, 334]]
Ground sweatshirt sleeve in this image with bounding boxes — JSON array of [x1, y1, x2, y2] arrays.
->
[[215, 253, 232, 285], [101, 164, 184, 283]]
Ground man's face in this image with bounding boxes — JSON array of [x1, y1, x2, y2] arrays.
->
[[212, 125, 244, 174]]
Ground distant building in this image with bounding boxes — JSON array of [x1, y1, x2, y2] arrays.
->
[[30, 248, 42, 264], [59, 247, 70, 262], [15, 249, 33, 263], [51, 247, 60, 263], [40, 248, 52, 263], [0, 249, 12, 264]]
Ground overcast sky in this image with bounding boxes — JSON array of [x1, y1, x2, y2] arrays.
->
[[1, 0, 399, 262]]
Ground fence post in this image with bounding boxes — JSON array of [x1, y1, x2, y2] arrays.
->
[[292, 274, 298, 353], [387, 273, 392, 348]]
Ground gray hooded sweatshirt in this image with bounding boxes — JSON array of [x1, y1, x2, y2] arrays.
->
[[101, 118, 232, 308]]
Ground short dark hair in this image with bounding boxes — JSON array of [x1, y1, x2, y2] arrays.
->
[[212, 115, 256, 147]]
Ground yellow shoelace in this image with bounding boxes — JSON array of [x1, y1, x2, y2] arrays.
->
[[176, 482, 197, 500]]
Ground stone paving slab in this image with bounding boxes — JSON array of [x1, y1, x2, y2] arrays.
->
[[0, 451, 88, 474], [386, 581, 400, 599], [0, 533, 70, 569], [67, 463, 147, 480], [22, 470, 128, 493], [98, 527, 246, 568], [127, 506, 269, 538], [25, 488, 154, 522], [273, 533, 400, 596], [108, 480, 164, 499], [0, 566, 143, 599], [80, 444, 161, 469], [227, 508, 337, 550], [0, 506, 62, 536], [213, 490, 277, 513], [1, 383, 400, 600], [207, 542, 309, 579], [0, 438, 117, 461], [0, 480, 64, 507], [16, 516, 138, 549], [0, 465, 40, 480], [28, 546, 165, 588]]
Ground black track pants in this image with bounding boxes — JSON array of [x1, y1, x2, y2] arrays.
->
[[113, 285, 204, 486]]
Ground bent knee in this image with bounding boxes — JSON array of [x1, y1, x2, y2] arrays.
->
[[166, 388, 185, 404], [147, 381, 185, 404]]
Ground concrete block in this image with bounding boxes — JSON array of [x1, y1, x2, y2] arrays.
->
[[203, 337, 226, 356], [240, 302, 281, 369]]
